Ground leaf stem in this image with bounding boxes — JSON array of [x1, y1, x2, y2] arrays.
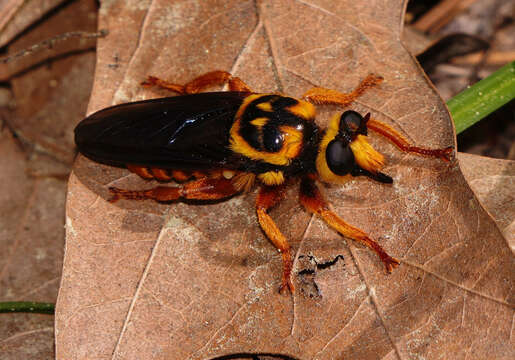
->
[[0, 301, 55, 315], [447, 61, 515, 134]]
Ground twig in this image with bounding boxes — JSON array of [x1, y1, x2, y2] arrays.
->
[[0, 29, 108, 64]]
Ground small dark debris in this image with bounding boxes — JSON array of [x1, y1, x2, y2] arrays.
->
[[297, 254, 345, 298]]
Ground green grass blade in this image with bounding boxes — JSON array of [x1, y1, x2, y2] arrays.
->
[[0, 301, 55, 314], [447, 61, 515, 134]]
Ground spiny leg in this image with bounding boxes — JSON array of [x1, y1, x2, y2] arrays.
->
[[109, 177, 239, 203], [302, 74, 453, 161], [299, 176, 400, 273], [301, 74, 383, 107], [141, 70, 252, 94], [366, 118, 453, 161], [256, 185, 294, 294]]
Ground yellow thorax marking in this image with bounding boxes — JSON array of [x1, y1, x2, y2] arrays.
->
[[258, 171, 285, 185], [279, 125, 303, 159], [250, 117, 268, 127], [234, 94, 262, 120], [229, 122, 303, 166], [287, 100, 316, 120], [257, 102, 273, 112], [230, 94, 308, 166]]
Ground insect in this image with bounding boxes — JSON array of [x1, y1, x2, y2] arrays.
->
[[75, 71, 453, 293]]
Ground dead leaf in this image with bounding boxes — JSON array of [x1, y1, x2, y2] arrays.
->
[[0, 130, 63, 359], [459, 152, 515, 249], [6, 0, 98, 165], [0, 0, 67, 47], [58, 1, 514, 359], [401, 26, 433, 57], [0, 1, 98, 358]]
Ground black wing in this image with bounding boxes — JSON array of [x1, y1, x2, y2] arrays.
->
[[75, 92, 249, 170]]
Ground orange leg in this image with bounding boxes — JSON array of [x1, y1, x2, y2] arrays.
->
[[109, 177, 239, 203], [301, 74, 383, 106], [366, 118, 453, 161], [301, 74, 453, 161], [141, 70, 252, 94], [299, 177, 400, 273], [256, 185, 294, 294]]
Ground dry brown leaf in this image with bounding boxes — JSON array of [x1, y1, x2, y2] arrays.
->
[[459, 152, 515, 249], [58, 1, 515, 359], [0, 1, 98, 358], [0, 0, 67, 47], [0, 130, 63, 359], [6, 0, 98, 165], [401, 26, 433, 57]]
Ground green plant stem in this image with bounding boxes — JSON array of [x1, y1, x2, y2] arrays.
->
[[0, 301, 54, 314], [447, 61, 515, 134]]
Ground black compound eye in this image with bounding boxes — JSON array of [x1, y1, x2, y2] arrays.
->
[[326, 139, 355, 175], [340, 110, 366, 136], [263, 125, 284, 152]]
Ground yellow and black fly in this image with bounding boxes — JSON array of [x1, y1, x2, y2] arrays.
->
[[75, 71, 453, 293]]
